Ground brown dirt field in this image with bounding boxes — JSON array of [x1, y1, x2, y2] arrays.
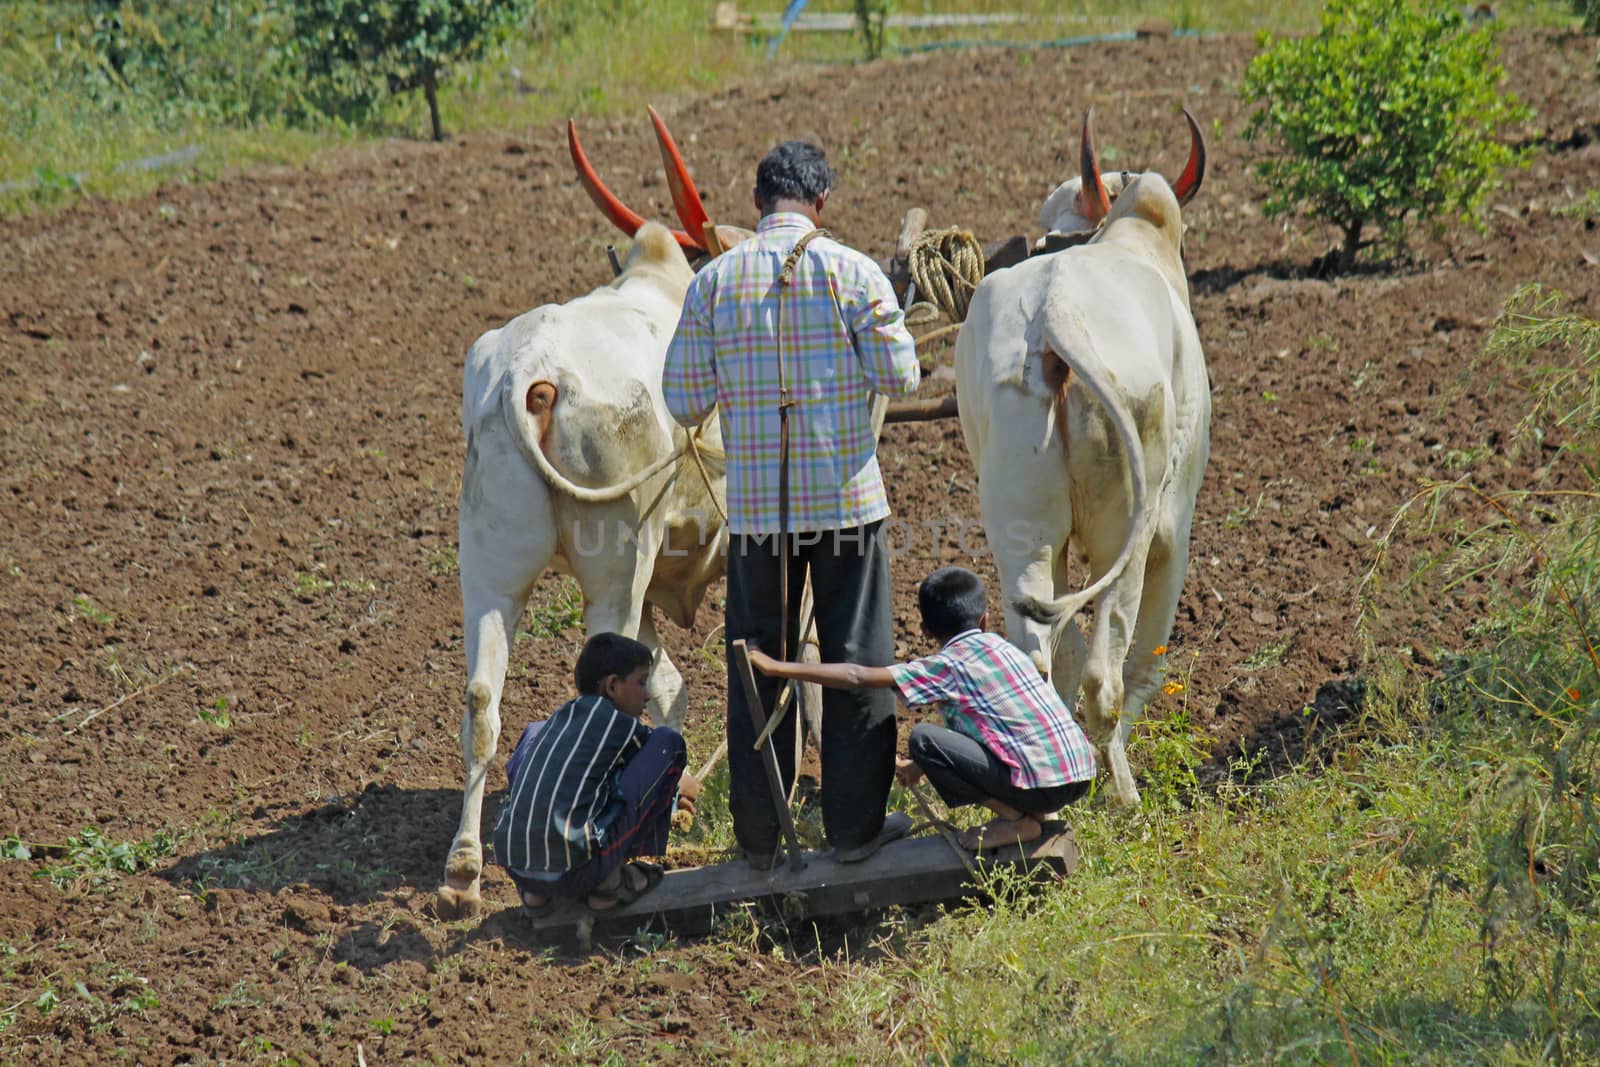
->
[[3, 27, 1598, 1065]]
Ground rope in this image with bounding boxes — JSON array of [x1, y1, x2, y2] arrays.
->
[[906, 227, 984, 326], [682, 419, 728, 525]]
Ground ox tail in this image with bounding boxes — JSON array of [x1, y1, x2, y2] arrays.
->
[[502, 377, 683, 504], [1009, 314, 1151, 629]]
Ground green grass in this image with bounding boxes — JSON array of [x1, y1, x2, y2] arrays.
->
[[6, 0, 1575, 216], [1, 0, 1327, 216], [813, 704, 1599, 1062]]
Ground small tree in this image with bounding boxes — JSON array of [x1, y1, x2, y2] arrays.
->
[[1242, 0, 1530, 272], [853, 0, 892, 61], [1572, 0, 1600, 33], [284, 0, 537, 141]]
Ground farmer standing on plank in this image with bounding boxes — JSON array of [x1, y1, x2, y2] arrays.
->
[[663, 140, 921, 869]]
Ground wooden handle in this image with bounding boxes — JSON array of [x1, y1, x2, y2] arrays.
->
[[895, 207, 929, 259], [883, 395, 959, 424]]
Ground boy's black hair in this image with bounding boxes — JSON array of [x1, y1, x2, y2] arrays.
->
[[574, 632, 653, 695], [917, 566, 988, 641], [754, 141, 834, 209]]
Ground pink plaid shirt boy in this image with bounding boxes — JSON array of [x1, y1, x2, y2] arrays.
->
[[889, 629, 1097, 790], [663, 212, 920, 534]]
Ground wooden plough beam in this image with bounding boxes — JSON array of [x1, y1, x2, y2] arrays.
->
[[522, 823, 1078, 949]]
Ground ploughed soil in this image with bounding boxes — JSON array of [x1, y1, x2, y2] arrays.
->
[[3, 26, 1598, 1065]]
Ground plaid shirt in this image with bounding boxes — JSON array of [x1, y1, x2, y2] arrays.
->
[[663, 212, 920, 534], [889, 630, 1097, 790]]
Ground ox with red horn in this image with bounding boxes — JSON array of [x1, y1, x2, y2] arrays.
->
[[568, 109, 750, 258]]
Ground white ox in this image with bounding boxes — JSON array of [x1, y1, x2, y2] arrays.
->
[[437, 114, 744, 917], [955, 111, 1210, 804]]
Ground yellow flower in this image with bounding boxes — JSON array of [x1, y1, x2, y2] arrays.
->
[[1163, 680, 1184, 696], [1152, 645, 1169, 656]]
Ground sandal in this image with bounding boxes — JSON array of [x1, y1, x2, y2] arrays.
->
[[586, 861, 664, 912]]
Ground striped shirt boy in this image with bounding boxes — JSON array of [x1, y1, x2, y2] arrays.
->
[[889, 629, 1097, 790], [492, 694, 650, 876], [663, 212, 920, 535]]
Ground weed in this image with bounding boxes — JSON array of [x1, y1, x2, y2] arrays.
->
[[33, 826, 177, 890], [292, 570, 333, 600], [215, 979, 261, 1011], [1552, 188, 1600, 218], [198, 696, 233, 729], [426, 543, 458, 577], [1440, 442, 1492, 469], [1243, 639, 1289, 670], [70, 594, 116, 626], [520, 576, 583, 639], [1133, 707, 1208, 812]]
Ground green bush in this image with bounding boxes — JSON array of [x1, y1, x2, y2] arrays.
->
[[1241, 0, 1531, 271], [281, 0, 540, 141], [5, 1, 310, 130]]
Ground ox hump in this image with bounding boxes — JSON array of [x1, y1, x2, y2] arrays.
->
[[627, 220, 688, 269]]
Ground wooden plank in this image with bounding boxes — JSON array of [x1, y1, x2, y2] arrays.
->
[[524, 822, 1078, 948], [883, 395, 959, 424]]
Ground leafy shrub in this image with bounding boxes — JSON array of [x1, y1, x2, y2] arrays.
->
[[280, 0, 540, 141], [54, 1, 309, 126], [1242, 0, 1531, 271]]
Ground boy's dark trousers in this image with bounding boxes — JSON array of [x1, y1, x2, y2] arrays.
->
[[908, 722, 1090, 815], [507, 728, 686, 901], [724, 521, 897, 858]]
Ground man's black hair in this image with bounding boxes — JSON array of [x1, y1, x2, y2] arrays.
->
[[575, 632, 653, 695], [917, 566, 988, 641], [754, 141, 834, 209]]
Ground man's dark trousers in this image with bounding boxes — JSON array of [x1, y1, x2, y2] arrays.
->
[[725, 521, 896, 858]]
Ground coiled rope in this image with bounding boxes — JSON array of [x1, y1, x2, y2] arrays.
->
[[906, 226, 985, 329]]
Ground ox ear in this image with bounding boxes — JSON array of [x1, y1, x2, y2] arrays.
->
[[1077, 110, 1112, 227], [710, 223, 754, 251], [1170, 108, 1206, 207]]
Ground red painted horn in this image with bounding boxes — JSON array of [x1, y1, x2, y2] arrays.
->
[[1078, 110, 1112, 226], [647, 106, 714, 250], [567, 118, 704, 253], [1170, 108, 1206, 206]]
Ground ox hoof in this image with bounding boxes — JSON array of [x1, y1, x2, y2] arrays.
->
[[434, 879, 484, 920]]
